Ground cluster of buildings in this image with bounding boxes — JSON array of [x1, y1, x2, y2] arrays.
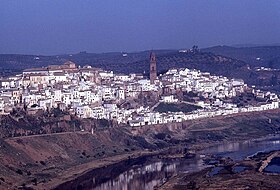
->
[[0, 53, 279, 127], [129, 66, 279, 126]]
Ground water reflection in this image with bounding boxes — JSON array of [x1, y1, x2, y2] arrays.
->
[[208, 166, 224, 177], [57, 135, 280, 190], [232, 166, 249, 173], [91, 158, 205, 190], [55, 156, 207, 190], [94, 161, 169, 190], [201, 135, 280, 161]]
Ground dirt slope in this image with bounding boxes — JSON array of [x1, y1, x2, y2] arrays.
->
[[0, 109, 280, 189]]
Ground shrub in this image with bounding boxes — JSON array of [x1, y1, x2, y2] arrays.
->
[[16, 169, 23, 175]]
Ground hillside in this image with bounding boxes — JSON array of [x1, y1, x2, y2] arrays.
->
[[0, 50, 174, 71], [1, 49, 280, 90], [0, 50, 248, 75], [0, 109, 280, 189], [202, 45, 280, 69], [3, 45, 280, 72]]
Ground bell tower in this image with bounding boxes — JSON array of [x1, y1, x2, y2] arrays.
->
[[150, 52, 157, 84]]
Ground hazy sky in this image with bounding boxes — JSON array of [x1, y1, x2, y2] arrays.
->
[[1, 0, 280, 55]]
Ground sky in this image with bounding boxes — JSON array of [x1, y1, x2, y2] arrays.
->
[[1, 0, 280, 55]]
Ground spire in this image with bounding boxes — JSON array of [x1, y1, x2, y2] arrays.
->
[[150, 52, 157, 84], [150, 52, 156, 62]]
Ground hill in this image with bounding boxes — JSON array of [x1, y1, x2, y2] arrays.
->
[[202, 45, 280, 69], [0, 50, 174, 71], [1, 49, 280, 91]]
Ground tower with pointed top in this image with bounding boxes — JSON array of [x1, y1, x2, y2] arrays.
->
[[150, 52, 157, 84]]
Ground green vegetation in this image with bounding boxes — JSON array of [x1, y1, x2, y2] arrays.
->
[[230, 93, 266, 107], [154, 102, 201, 113], [203, 45, 280, 69]]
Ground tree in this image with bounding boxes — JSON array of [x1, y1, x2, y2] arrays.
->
[[271, 75, 278, 86]]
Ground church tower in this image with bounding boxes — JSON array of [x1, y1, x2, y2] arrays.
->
[[150, 52, 157, 84]]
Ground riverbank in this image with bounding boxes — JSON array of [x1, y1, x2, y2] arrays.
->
[[39, 150, 155, 190], [160, 151, 280, 190], [1, 109, 280, 189], [51, 134, 280, 190]]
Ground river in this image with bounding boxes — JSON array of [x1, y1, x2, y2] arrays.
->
[[56, 134, 280, 190]]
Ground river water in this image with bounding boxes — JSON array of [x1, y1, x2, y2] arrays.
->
[[56, 135, 280, 190]]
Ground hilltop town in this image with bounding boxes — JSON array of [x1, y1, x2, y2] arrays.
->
[[1, 2, 280, 189], [0, 52, 279, 128]]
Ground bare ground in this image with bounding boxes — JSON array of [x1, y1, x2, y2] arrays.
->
[[0, 109, 280, 189]]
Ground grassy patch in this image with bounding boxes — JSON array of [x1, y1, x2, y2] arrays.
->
[[154, 102, 201, 113]]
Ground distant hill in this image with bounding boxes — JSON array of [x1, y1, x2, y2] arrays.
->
[[1, 49, 280, 90], [231, 43, 280, 48], [126, 51, 249, 79], [63, 50, 271, 87], [202, 45, 280, 69], [0, 50, 175, 71], [0, 54, 64, 70]]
